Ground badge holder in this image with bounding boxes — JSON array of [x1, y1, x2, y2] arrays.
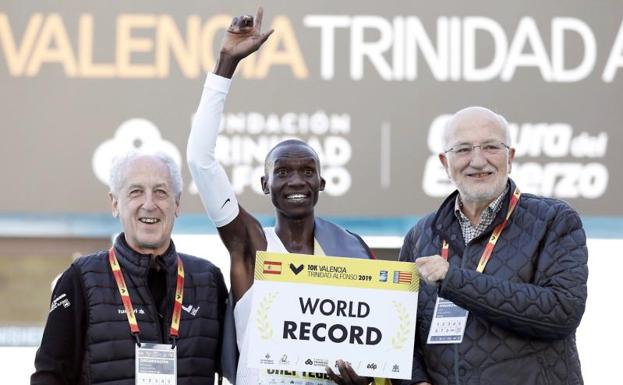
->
[[135, 334, 177, 385], [426, 297, 469, 344]]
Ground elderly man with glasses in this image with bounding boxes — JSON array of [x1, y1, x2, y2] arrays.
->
[[398, 107, 588, 385]]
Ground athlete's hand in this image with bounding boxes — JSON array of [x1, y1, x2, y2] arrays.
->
[[215, 6, 273, 77], [326, 360, 372, 385]]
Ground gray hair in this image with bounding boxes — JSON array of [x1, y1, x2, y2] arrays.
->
[[443, 106, 511, 148], [109, 151, 183, 198]]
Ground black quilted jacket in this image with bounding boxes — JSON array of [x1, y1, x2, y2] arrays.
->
[[398, 179, 588, 385]]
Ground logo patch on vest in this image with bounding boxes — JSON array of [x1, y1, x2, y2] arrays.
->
[[117, 307, 145, 315], [182, 304, 200, 316], [49, 293, 71, 313]]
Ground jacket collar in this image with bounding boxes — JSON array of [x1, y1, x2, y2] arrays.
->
[[431, 178, 517, 252], [113, 233, 178, 276]]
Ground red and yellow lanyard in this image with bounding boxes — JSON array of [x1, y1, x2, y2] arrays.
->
[[108, 248, 185, 340], [441, 188, 521, 273]]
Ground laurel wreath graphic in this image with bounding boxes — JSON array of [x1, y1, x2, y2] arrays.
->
[[391, 301, 411, 350], [255, 292, 278, 340]]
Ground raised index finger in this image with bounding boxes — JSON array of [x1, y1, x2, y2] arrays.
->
[[255, 6, 264, 32]]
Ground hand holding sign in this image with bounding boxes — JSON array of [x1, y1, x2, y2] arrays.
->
[[325, 359, 371, 385], [415, 255, 449, 285]]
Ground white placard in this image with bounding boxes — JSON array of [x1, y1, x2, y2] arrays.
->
[[246, 252, 419, 380]]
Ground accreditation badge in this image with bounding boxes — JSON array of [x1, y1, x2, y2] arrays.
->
[[426, 297, 469, 344], [135, 343, 177, 385]]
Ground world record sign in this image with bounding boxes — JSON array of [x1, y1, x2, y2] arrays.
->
[[246, 251, 419, 379]]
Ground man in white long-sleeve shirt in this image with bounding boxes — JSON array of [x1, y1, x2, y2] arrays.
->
[[186, 8, 391, 385]]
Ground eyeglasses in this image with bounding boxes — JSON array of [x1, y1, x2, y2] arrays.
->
[[444, 142, 510, 157]]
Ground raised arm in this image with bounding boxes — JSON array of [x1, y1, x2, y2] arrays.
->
[[186, 8, 272, 302]]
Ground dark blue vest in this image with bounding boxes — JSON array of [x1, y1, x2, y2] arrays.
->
[[73, 235, 227, 384]]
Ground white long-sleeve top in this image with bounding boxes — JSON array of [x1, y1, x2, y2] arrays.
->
[[187, 72, 239, 227]]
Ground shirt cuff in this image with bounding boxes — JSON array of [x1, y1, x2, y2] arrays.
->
[[205, 72, 232, 94]]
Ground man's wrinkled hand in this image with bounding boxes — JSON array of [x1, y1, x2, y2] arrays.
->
[[416, 255, 449, 285]]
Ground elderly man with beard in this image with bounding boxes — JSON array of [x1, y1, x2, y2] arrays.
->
[[399, 107, 588, 385]]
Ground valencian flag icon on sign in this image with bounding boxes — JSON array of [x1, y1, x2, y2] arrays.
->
[[263, 260, 282, 275], [393, 271, 412, 284]]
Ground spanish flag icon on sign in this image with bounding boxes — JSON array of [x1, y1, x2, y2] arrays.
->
[[263, 260, 282, 275]]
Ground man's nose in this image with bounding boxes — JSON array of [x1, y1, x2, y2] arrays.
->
[[287, 171, 305, 187], [141, 192, 157, 210], [469, 147, 488, 167]]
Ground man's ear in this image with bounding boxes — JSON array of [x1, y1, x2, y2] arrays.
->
[[261, 175, 270, 194], [507, 147, 516, 174], [319, 176, 326, 192], [109, 192, 119, 218], [438, 153, 451, 179], [175, 195, 181, 217]]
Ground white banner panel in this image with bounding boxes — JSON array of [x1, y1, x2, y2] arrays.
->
[[246, 251, 419, 379]]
